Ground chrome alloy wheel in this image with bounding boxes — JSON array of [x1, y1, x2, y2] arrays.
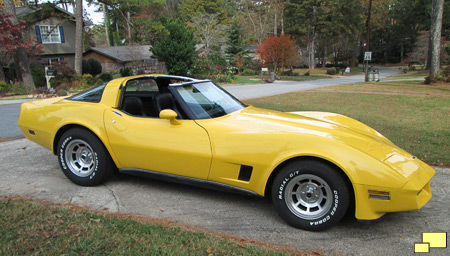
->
[[284, 174, 333, 220], [65, 139, 96, 177]]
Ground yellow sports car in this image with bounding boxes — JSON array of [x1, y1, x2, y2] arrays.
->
[[18, 75, 434, 231]]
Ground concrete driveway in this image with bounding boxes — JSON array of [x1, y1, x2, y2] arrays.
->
[[1, 139, 449, 255]]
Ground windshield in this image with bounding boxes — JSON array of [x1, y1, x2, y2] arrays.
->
[[174, 81, 245, 119]]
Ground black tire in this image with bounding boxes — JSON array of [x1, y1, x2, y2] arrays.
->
[[271, 160, 349, 231], [57, 128, 114, 186]]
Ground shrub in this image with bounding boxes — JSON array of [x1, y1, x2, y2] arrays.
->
[[53, 63, 75, 78], [10, 82, 34, 95], [304, 71, 310, 76], [211, 74, 227, 83], [98, 72, 113, 82], [242, 69, 256, 76], [191, 56, 214, 78], [87, 58, 102, 76], [281, 70, 299, 76], [120, 67, 133, 77], [0, 81, 11, 93], [82, 74, 95, 88], [30, 62, 46, 87], [34, 86, 52, 95], [335, 67, 341, 74], [57, 89, 68, 96], [326, 67, 336, 75], [226, 72, 233, 83], [82, 59, 91, 74]]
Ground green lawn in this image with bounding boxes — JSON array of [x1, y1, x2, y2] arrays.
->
[[245, 82, 450, 166], [0, 198, 301, 256], [381, 69, 429, 80], [232, 74, 331, 84], [231, 67, 365, 85]]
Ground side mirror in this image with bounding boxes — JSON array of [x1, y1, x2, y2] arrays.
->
[[159, 109, 181, 125]]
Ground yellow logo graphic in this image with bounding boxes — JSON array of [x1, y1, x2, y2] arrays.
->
[[414, 232, 447, 253]]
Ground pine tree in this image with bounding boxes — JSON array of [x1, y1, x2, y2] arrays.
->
[[151, 18, 196, 76]]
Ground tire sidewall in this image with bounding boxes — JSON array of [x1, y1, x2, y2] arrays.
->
[[58, 128, 110, 186], [272, 161, 349, 231]]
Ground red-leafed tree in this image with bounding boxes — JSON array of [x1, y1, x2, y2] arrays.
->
[[256, 33, 300, 72], [1, 0, 40, 84]]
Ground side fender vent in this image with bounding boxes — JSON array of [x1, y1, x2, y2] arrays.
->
[[238, 165, 253, 182]]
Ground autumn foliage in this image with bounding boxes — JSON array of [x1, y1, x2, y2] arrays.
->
[[256, 34, 300, 71], [0, 14, 27, 50]]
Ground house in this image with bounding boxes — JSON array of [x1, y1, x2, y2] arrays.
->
[[17, 3, 78, 68], [83, 45, 166, 73]]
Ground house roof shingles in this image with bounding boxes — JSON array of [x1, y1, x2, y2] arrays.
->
[[86, 45, 153, 63]]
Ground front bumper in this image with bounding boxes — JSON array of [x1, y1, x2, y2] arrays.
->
[[354, 163, 435, 220]]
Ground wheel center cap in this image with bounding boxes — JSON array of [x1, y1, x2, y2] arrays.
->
[[301, 184, 320, 203], [80, 149, 92, 164]]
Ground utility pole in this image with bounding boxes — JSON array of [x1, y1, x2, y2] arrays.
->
[[364, 0, 372, 82]]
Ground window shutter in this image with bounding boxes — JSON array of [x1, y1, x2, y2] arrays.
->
[[59, 26, 65, 43], [35, 26, 42, 43]]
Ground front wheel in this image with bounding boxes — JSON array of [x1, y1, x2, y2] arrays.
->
[[57, 128, 114, 186], [271, 160, 349, 231]]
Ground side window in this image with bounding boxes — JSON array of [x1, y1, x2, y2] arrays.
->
[[67, 83, 106, 103], [121, 78, 160, 117]]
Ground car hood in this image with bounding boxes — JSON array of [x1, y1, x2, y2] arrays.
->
[[211, 106, 421, 179]]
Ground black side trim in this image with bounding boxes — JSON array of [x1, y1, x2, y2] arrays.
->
[[238, 165, 253, 181], [119, 168, 262, 198]]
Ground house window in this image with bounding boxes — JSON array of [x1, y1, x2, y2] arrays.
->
[[40, 57, 65, 67], [38, 25, 64, 44]]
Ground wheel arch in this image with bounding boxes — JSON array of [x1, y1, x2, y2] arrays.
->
[[264, 156, 355, 214], [52, 124, 114, 161]]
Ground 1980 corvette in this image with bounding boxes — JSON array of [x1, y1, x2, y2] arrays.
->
[[18, 75, 435, 231]]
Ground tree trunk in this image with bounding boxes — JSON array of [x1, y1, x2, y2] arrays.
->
[[103, 3, 110, 46], [74, 0, 83, 74], [425, 36, 431, 70], [127, 11, 132, 40], [429, 0, 444, 79], [0, 61, 5, 82], [273, 10, 277, 35], [3, 0, 35, 87], [280, 4, 284, 34], [322, 42, 327, 68]]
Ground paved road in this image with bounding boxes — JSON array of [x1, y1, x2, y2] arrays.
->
[[223, 66, 400, 99], [0, 102, 24, 140], [0, 99, 35, 140], [1, 139, 449, 255]]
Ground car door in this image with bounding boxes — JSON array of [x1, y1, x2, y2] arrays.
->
[[104, 110, 212, 179]]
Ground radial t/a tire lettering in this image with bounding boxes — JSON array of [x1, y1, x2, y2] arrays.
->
[[57, 128, 114, 186], [271, 160, 350, 231]]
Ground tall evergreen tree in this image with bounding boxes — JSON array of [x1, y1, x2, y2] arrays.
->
[[225, 17, 245, 58], [151, 18, 196, 76]]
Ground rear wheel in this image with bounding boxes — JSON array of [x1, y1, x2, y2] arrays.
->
[[271, 160, 349, 231], [57, 128, 114, 186]]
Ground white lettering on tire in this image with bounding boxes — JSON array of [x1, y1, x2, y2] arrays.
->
[[59, 136, 72, 170], [309, 190, 339, 226]]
